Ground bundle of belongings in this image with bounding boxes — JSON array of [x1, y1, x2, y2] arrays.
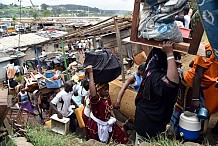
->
[[138, 0, 189, 42], [83, 48, 121, 84]]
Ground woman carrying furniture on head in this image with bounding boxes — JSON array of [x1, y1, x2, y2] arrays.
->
[[134, 41, 180, 145]]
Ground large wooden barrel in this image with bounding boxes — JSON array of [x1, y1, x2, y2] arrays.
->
[[109, 80, 137, 121]]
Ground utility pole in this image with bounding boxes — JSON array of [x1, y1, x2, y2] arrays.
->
[[114, 16, 125, 83], [18, 0, 21, 49], [61, 39, 69, 80]]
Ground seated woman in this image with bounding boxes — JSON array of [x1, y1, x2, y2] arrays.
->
[[85, 65, 128, 144], [17, 85, 34, 114], [171, 43, 218, 135]]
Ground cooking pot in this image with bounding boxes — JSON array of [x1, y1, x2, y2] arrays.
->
[[179, 111, 201, 140]]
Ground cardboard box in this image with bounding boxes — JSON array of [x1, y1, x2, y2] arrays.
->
[[50, 114, 70, 135]]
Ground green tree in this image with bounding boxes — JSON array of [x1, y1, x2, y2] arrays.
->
[[32, 10, 40, 21], [0, 3, 7, 9], [12, 16, 16, 25], [41, 3, 48, 10], [42, 10, 52, 17]]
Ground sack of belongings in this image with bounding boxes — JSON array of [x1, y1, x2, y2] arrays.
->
[[138, 0, 189, 42], [83, 48, 121, 84]]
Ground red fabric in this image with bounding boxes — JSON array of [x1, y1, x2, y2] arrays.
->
[[86, 94, 128, 144]]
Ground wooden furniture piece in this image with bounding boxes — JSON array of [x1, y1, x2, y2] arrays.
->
[[130, 0, 204, 54], [0, 88, 9, 127]]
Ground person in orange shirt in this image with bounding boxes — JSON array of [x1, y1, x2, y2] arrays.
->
[[170, 43, 218, 134]]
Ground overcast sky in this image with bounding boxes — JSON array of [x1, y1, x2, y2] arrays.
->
[[0, 0, 135, 11]]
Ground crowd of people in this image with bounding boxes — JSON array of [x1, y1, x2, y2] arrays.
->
[[3, 2, 218, 144], [4, 38, 218, 145], [45, 40, 217, 145]]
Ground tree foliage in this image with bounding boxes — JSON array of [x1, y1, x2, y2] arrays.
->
[[41, 3, 49, 10], [42, 10, 52, 17], [0, 3, 131, 18], [32, 10, 40, 21]]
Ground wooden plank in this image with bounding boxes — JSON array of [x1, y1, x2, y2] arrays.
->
[[130, 0, 141, 41], [114, 17, 125, 83], [188, 19, 204, 55], [129, 0, 203, 55], [40, 88, 60, 95], [0, 89, 8, 106], [3, 118, 13, 135], [0, 105, 9, 127], [123, 37, 206, 56], [123, 37, 189, 52], [93, 36, 97, 49]]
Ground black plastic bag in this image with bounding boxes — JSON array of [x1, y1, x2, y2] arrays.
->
[[83, 49, 121, 84]]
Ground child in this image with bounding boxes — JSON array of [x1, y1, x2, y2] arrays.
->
[[85, 65, 128, 144], [50, 81, 78, 133], [17, 85, 34, 114]]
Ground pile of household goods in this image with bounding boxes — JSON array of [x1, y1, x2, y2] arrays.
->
[[47, 48, 122, 135], [23, 70, 63, 91], [138, 0, 189, 42]]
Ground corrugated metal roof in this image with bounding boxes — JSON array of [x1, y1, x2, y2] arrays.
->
[[0, 33, 47, 51], [0, 31, 68, 51], [0, 54, 26, 63]]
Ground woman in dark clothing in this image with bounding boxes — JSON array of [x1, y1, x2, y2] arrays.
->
[[134, 41, 180, 145]]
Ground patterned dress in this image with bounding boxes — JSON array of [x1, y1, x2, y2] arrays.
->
[[86, 94, 128, 144]]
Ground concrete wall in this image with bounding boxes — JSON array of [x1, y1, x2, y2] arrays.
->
[[0, 61, 10, 82], [24, 48, 36, 61], [17, 57, 25, 68], [42, 43, 56, 52], [23, 42, 72, 61], [42, 42, 72, 52], [0, 56, 25, 82], [101, 29, 131, 58]]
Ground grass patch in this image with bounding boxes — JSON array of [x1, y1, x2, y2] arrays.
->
[[144, 134, 183, 146], [25, 125, 212, 146], [25, 126, 84, 146]]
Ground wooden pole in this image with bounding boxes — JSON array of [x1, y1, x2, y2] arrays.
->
[[188, 19, 204, 55], [130, 0, 141, 41], [93, 36, 97, 49], [61, 39, 69, 80], [114, 16, 125, 83], [35, 47, 42, 73]]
